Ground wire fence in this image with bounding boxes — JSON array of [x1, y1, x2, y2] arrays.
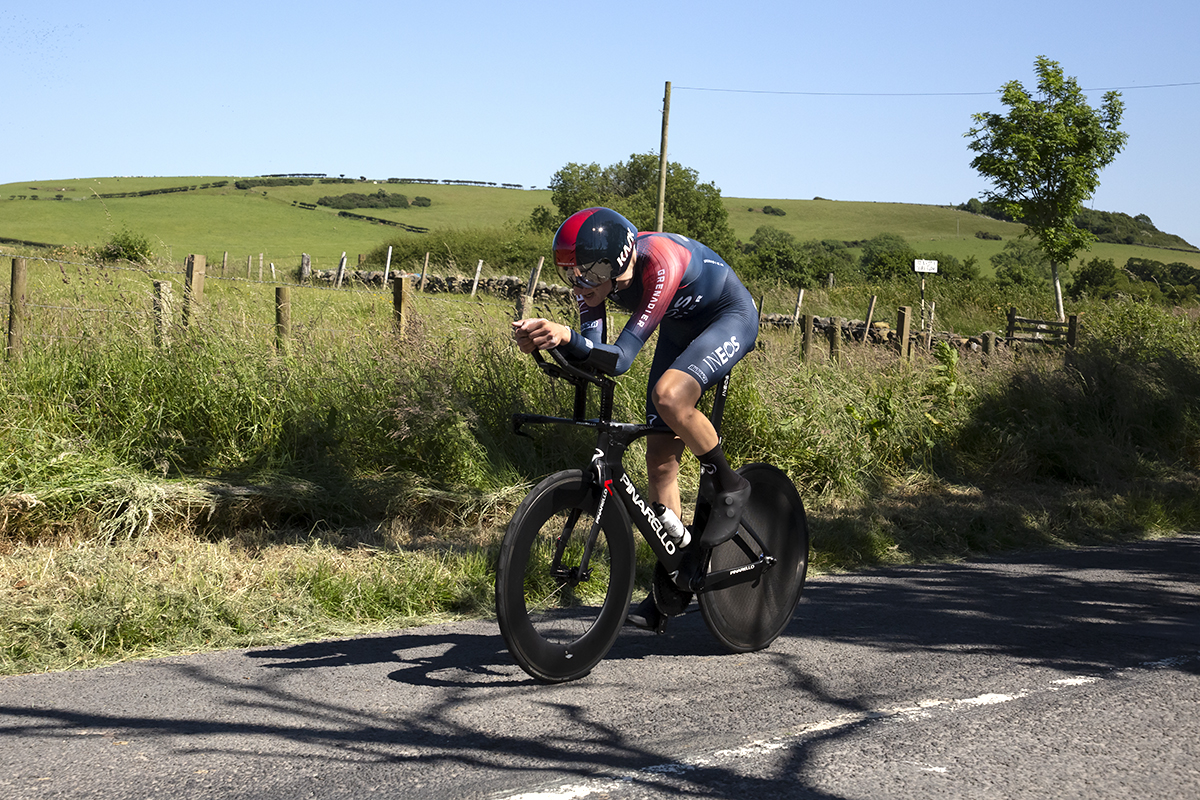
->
[[1, 251, 564, 357], [4, 250, 1029, 369]]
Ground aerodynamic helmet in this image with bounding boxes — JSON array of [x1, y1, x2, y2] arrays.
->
[[552, 207, 638, 288]]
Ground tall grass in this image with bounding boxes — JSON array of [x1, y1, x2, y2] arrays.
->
[[5, 252, 1200, 673]]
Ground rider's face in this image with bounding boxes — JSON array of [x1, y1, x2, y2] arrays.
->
[[575, 280, 613, 307], [573, 250, 635, 307]]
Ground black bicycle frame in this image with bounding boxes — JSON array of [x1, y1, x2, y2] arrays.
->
[[513, 351, 774, 594]]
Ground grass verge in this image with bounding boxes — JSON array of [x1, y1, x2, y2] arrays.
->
[[4, 258, 1200, 675]]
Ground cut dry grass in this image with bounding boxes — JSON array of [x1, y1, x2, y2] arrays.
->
[[0, 523, 499, 675]]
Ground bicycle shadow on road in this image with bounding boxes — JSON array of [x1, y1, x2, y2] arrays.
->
[[778, 533, 1200, 677], [245, 533, 1200, 690]]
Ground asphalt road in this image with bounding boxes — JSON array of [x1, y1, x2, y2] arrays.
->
[[2, 535, 1198, 799]]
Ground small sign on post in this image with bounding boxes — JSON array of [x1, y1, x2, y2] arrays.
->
[[914, 259, 938, 333]]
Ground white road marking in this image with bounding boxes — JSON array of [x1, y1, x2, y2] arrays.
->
[[494, 651, 1199, 800]]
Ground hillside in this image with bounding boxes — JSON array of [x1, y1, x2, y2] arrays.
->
[[3, 176, 1198, 275]]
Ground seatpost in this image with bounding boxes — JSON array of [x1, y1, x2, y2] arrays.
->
[[573, 382, 587, 421]]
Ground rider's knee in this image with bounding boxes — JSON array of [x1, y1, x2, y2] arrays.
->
[[651, 378, 694, 421]]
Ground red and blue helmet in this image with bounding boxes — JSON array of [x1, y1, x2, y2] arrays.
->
[[552, 207, 638, 288]]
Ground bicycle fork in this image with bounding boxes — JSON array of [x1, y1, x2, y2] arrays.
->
[[549, 453, 612, 587]]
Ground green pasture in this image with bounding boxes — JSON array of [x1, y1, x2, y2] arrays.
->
[[5, 177, 1197, 280], [729, 198, 1200, 275], [1, 177, 554, 270]]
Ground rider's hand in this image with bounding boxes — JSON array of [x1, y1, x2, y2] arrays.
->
[[512, 318, 571, 353]]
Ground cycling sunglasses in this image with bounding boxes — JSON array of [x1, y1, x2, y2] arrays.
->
[[562, 260, 614, 289]]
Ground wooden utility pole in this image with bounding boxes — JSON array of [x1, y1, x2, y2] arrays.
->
[[655, 80, 671, 232]]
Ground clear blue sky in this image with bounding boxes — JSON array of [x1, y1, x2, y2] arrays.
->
[[4, 0, 1198, 246]]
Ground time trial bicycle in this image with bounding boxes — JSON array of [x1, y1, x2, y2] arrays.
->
[[495, 348, 808, 683]]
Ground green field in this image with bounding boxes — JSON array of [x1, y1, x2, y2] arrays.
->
[[4, 176, 1197, 275]]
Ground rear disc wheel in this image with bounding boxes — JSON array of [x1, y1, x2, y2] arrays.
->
[[698, 463, 809, 652]]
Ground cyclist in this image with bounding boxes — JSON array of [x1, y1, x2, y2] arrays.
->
[[512, 206, 759, 631]]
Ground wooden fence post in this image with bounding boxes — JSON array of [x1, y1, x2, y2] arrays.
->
[[1067, 314, 1079, 347], [300, 253, 311, 284], [862, 295, 877, 342], [470, 259, 484, 297], [801, 313, 814, 363], [418, 252, 430, 292], [517, 256, 544, 319], [275, 286, 291, 354], [6, 257, 27, 359], [897, 306, 912, 361], [393, 273, 411, 337], [383, 246, 393, 285], [791, 287, 805, 327], [829, 317, 843, 363], [246, 254, 252, 279], [183, 254, 206, 329], [983, 331, 996, 356], [153, 280, 172, 347], [335, 252, 347, 289], [221, 251, 228, 277]]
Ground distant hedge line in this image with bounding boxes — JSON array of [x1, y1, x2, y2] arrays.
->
[[94, 181, 229, 199]]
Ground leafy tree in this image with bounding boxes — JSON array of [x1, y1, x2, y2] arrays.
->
[[859, 233, 917, 281], [1124, 257, 1200, 304], [535, 154, 738, 259], [991, 239, 1051, 288], [1069, 257, 1120, 299], [960, 198, 985, 215], [801, 239, 858, 285], [742, 228, 807, 285], [740, 229, 856, 287], [965, 56, 1128, 320]]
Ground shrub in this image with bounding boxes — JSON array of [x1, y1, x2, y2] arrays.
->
[[762, 205, 787, 216], [318, 191, 409, 210], [93, 229, 153, 264], [368, 227, 551, 274], [975, 230, 1002, 240]]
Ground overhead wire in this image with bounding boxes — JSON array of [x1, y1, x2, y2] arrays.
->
[[674, 81, 1200, 97]]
